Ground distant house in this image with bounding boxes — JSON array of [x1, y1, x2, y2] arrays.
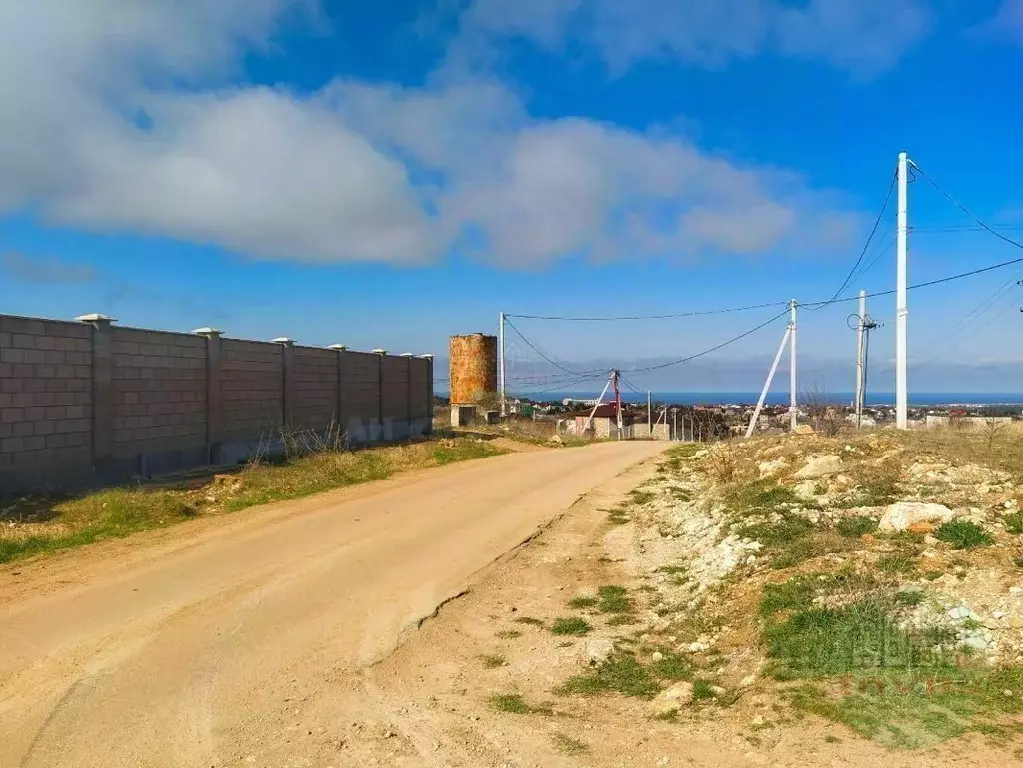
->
[[572, 403, 634, 439]]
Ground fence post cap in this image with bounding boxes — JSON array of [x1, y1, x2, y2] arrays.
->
[[271, 337, 294, 345], [75, 313, 116, 324], [328, 344, 348, 351], [371, 348, 387, 355], [192, 327, 222, 338]]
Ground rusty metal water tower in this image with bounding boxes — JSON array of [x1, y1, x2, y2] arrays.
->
[[449, 333, 497, 405]]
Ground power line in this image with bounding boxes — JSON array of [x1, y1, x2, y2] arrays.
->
[[626, 308, 791, 373], [911, 161, 1023, 252], [503, 317, 598, 377], [809, 170, 897, 310], [508, 370, 611, 397]]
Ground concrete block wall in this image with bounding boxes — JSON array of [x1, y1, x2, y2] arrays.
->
[[220, 339, 284, 446], [111, 328, 207, 475], [0, 312, 433, 494], [0, 316, 93, 486], [292, 346, 340, 433], [341, 351, 380, 442]]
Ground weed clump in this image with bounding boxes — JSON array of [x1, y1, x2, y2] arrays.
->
[[935, 520, 993, 549], [835, 516, 879, 538], [550, 617, 592, 636], [559, 653, 659, 698]]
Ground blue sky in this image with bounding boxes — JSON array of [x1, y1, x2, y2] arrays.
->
[[1, 0, 1022, 394]]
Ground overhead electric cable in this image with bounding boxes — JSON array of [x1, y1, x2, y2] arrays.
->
[[809, 170, 898, 310]]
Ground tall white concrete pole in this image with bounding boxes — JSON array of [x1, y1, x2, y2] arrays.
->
[[647, 391, 652, 436], [855, 290, 866, 428], [896, 151, 909, 429], [498, 312, 507, 417], [789, 299, 797, 432]]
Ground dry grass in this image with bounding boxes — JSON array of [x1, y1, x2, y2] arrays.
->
[[0, 438, 505, 564]]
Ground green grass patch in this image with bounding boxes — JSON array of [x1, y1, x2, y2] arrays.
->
[[769, 532, 853, 570], [513, 616, 545, 627], [596, 585, 632, 614], [761, 573, 1023, 748], [630, 489, 655, 505], [789, 668, 1023, 749], [877, 553, 917, 574], [0, 439, 504, 565], [607, 508, 631, 526], [725, 480, 799, 514], [558, 653, 660, 698], [479, 654, 507, 669], [0, 490, 199, 564], [691, 678, 716, 701], [550, 617, 592, 636], [896, 590, 924, 606], [1004, 512, 1023, 535], [835, 516, 879, 538], [496, 630, 522, 639], [607, 614, 636, 627], [568, 596, 599, 609], [739, 516, 814, 546], [490, 693, 532, 714], [650, 650, 692, 681], [935, 520, 993, 549]]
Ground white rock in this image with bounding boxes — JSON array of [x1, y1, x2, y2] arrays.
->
[[650, 681, 694, 714], [879, 502, 955, 532], [710, 685, 727, 697], [582, 637, 614, 666], [993, 610, 1006, 620], [948, 607, 971, 620], [651, 651, 664, 662], [794, 455, 843, 480], [740, 675, 757, 688], [758, 458, 788, 477]]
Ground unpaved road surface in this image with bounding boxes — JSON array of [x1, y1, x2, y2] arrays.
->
[[0, 441, 665, 768]]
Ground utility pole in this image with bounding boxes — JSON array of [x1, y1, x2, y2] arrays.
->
[[789, 299, 798, 432], [613, 369, 622, 441], [647, 390, 652, 436], [855, 290, 865, 428], [672, 408, 678, 441], [498, 311, 507, 417], [896, 151, 909, 429]]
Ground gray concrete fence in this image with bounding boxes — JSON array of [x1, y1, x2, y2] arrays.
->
[[0, 313, 434, 495]]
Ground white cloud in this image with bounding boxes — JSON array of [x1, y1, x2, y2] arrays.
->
[[458, 0, 931, 75], [0, 0, 863, 268]]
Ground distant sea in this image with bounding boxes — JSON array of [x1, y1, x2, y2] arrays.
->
[[525, 392, 1023, 408]]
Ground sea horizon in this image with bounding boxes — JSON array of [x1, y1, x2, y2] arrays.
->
[[504, 391, 1023, 407]]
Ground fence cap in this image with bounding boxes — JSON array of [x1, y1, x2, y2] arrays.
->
[[271, 337, 294, 345], [328, 344, 348, 351], [399, 352, 414, 357], [371, 348, 387, 355], [421, 354, 434, 360], [192, 327, 223, 338], [75, 313, 116, 324]]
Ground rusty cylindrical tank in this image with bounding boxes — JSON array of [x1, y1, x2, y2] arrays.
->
[[449, 334, 497, 405]]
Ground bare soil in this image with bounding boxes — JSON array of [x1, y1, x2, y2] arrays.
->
[[0, 440, 664, 768]]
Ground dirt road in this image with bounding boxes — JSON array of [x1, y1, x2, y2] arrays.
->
[[0, 440, 665, 768]]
